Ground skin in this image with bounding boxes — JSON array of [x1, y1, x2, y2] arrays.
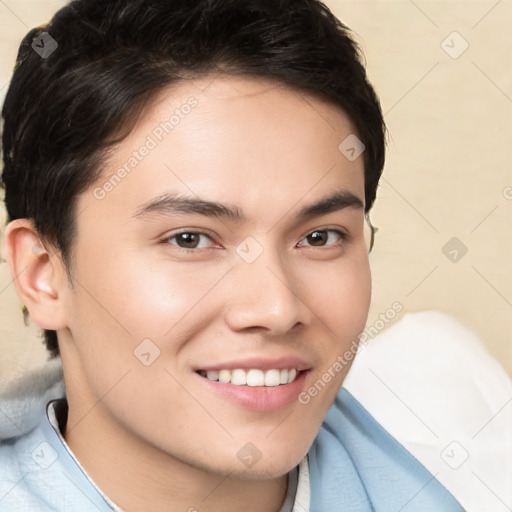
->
[[6, 75, 371, 512]]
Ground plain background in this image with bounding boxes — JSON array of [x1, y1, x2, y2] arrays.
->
[[0, 0, 511, 381]]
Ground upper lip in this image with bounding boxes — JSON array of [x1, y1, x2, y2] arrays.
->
[[196, 356, 311, 372]]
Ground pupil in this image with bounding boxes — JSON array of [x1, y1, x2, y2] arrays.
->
[[308, 231, 327, 246], [178, 233, 199, 248]]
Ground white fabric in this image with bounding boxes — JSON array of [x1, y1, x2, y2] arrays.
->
[[293, 456, 310, 512], [344, 310, 512, 512]]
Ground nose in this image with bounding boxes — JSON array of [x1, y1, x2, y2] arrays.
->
[[223, 247, 312, 335]]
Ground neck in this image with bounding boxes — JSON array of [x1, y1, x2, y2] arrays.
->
[[62, 399, 289, 512]]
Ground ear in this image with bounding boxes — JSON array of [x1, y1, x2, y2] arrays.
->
[[4, 219, 68, 331]]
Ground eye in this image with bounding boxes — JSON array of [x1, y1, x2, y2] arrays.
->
[[163, 231, 216, 250], [298, 229, 347, 248]]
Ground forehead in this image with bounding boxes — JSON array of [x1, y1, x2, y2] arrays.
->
[[79, 74, 365, 228]]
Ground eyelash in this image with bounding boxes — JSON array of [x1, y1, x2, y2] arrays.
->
[[160, 228, 348, 252]]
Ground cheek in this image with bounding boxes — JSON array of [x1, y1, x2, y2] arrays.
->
[[337, 263, 371, 334], [71, 253, 229, 345], [297, 252, 371, 406], [305, 252, 372, 337]]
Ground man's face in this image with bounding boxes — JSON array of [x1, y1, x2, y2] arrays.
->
[[58, 75, 371, 478]]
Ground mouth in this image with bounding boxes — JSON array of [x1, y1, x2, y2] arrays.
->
[[196, 368, 302, 387], [195, 365, 310, 411]]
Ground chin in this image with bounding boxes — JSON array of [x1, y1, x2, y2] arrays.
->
[[236, 444, 308, 479], [227, 460, 300, 480], [189, 442, 307, 480]]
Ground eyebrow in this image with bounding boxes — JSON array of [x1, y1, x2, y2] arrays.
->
[[133, 189, 363, 223]]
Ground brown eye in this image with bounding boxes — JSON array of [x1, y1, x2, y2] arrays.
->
[[299, 229, 346, 248], [175, 233, 201, 248], [306, 231, 328, 246], [164, 231, 214, 250]]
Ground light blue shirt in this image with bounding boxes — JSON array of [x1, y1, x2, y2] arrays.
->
[[0, 387, 464, 511]]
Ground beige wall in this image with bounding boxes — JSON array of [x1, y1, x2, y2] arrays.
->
[[1, 0, 510, 377], [329, 1, 512, 376]]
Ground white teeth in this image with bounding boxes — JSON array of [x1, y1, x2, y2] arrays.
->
[[247, 369, 264, 386], [218, 369, 231, 383], [201, 368, 300, 386], [264, 369, 281, 387], [231, 369, 247, 385]]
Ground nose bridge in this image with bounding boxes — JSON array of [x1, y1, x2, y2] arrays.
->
[[224, 238, 308, 333]]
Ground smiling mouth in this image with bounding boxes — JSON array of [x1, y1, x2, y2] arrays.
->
[[196, 368, 302, 387]]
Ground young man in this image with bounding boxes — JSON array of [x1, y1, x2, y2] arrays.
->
[[0, 0, 464, 510]]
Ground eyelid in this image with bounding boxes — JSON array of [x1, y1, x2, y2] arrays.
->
[[301, 225, 349, 238]]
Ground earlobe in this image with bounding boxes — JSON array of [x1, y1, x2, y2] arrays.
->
[[4, 219, 67, 330]]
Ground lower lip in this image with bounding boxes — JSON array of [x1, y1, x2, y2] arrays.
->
[[197, 371, 309, 411]]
